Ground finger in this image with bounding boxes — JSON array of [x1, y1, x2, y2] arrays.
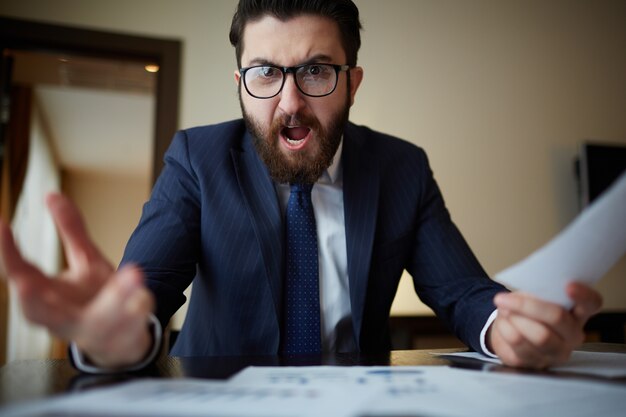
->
[[494, 293, 581, 368], [491, 315, 549, 368], [46, 193, 111, 274], [78, 265, 149, 340], [104, 287, 155, 352], [30, 266, 145, 343], [1, 221, 80, 336], [506, 313, 574, 364], [0, 220, 51, 287], [17, 279, 82, 338], [1, 221, 97, 304], [76, 265, 154, 363], [86, 265, 143, 315], [494, 292, 578, 342], [566, 282, 602, 322], [4, 269, 84, 342], [0, 218, 102, 340]]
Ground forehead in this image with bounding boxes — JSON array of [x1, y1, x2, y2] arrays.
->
[[241, 14, 346, 66]]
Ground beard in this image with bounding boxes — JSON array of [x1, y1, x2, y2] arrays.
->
[[241, 95, 350, 185]]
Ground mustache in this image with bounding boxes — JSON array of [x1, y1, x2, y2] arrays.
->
[[272, 112, 320, 133], [280, 113, 301, 127]]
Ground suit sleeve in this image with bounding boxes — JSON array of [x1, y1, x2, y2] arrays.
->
[[121, 130, 202, 331], [406, 150, 507, 353]]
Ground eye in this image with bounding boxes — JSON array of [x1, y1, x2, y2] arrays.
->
[[301, 65, 333, 80], [259, 66, 280, 78], [305, 64, 331, 77], [308, 65, 323, 76]]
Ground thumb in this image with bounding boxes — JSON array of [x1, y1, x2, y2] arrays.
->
[[567, 282, 602, 322], [78, 265, 147, 334], [106, 264, 145, 301], [74, 264, 152, 361], [81, 264, 144, 324]]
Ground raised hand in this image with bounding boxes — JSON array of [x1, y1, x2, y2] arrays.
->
[[489, 282, 602, 369], [0, 193, 155, 369]]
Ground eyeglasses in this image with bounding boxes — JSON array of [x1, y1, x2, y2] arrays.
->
[[239, 63, 350, 99]]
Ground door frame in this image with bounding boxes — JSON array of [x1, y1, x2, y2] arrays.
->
[[0, 16, 181, 364], [0, 16, 181, 182]]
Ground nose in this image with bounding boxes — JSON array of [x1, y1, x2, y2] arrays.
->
[[277, 73, 306, 115]]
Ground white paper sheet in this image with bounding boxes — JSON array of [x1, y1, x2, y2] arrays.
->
[[438, 350, 626, 378], [3, 366, 625, 417], [230, 366, 626, 417], [0, 377, 376, 417], [495, 171, 626, 307], [359, 366, 626, 417], [228, 365, 434, 388]]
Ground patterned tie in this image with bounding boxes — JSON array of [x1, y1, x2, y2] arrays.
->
[[282, 183, 321, 354]]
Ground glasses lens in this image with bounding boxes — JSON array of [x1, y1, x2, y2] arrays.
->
[[244, 66, 283, 98], [242, 64, 340, 98], [296, 64, 336, 96]]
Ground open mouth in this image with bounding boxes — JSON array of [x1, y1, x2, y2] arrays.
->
[[281, 126, 311, 148]]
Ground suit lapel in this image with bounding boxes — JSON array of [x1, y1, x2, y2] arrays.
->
[[342, 123, 380, 348], [230, 131, 284, 323]]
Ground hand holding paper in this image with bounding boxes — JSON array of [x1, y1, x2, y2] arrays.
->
[[495, 171, 626, 308]]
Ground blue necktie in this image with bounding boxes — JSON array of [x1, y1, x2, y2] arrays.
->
[[282, 183, 321, 354]]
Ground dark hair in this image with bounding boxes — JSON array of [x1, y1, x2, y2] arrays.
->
[[229, 0, 362, 68]]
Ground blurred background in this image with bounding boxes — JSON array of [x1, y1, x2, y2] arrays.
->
[[0, 0, 624, 363]]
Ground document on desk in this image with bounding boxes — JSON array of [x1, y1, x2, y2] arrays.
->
[[363, 366, 626, 417], [230, 365, 626, 417], [438, 350, 626, 378], [2, 366, 625, 417], [0, 377, 376, 417], [495, 171, 626, 307], [228, 365, 431, 386]]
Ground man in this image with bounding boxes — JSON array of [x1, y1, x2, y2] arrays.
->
[[0, 0, 601, 373]]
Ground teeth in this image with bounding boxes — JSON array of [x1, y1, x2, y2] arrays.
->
[[286, 137, 305, 144]]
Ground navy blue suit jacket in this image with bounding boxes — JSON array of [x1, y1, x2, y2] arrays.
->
[[121, 119, 506, 356]]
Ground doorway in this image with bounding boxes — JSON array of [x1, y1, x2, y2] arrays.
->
[[0, 17, 181, 364]]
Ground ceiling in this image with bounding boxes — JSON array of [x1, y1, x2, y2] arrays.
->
[[10, 49, 156, 178]]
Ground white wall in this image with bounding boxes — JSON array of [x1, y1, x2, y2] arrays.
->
[[2, 0, 624, 314], [63, 172, 150, 266]]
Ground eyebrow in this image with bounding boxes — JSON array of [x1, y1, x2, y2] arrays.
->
[[245, 54, 335, 68]]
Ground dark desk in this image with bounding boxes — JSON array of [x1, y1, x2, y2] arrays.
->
[[1, 344, 625, 408]]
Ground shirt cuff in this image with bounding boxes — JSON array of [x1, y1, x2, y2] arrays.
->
[[70, 313, 162, 374], [479, 309, 499, 358]]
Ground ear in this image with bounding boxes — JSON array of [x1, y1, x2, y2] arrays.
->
[[348, 66, 364, 106], [234, 70, 241, 86]]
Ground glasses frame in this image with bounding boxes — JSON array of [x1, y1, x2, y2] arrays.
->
[[239, 63, 351, 99]]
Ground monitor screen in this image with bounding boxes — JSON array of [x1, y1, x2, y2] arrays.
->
[[578, 142, 626, 207]]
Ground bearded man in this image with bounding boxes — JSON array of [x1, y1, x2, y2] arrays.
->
[[0, 0, 601, 373]]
